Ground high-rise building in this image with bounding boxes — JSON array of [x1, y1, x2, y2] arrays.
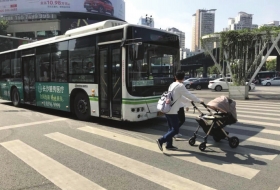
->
[[226, 12, 258, 31], [191, 9, 216, 52], [138, 15, 154, 28], [166, 27, 185, 50], [259, 21, 279, 28]]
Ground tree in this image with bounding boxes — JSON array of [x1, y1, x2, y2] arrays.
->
[[0, 20, 8, 35], [201, 26, 280, 86], [0, 19, 11, 52], [209, 65, 219, 74], [266, 59, 277, 71]]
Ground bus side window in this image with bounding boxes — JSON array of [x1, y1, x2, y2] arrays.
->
[[2, 54, 11, 79], [51, 41, 68, 82], [36, 45, 51, 82], [0, 55, 3, 81], [11, 52, 21, 79], [68, 35, 96, 83]]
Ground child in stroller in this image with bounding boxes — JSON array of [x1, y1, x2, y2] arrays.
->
[[188, 96, 239, 151]]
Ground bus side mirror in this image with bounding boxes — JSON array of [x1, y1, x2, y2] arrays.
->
[[129, 43, 144, 61]]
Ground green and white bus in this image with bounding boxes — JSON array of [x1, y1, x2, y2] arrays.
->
[[0, 20, 180, 122]]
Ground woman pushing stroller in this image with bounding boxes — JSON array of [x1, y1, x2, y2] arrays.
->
[[156, 70, 203, 151]]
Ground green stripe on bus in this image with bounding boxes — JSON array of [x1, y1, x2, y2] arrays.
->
[[122, 99, 158, 105], [122, 96, 160, 101], [89, 97, 98, 101]]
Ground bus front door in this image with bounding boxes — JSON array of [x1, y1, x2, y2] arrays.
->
[[22, 56, 36, 105], [99, 44, 122, 119]]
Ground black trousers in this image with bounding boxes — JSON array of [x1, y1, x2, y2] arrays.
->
[[177, 107, 185, 130]]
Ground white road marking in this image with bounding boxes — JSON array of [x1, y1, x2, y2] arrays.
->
[[142, 127, 277, 161], [0, 118, 67, 131], [236, 107, 280, 112], [236, 110, 279, 117], [236, 102, 280, 106], [185, 118, 280, 136], [46, 132, 215, 190], [185, 113, 277, 128], [0, 140, 105, 190], [182, 124, 280, 147], [77, 126, 259, 180]]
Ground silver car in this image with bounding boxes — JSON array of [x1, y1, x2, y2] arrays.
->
[[183, 78, 198, 89]]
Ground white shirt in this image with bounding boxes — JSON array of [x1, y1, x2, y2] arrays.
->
[[166, 82, 201, 114]]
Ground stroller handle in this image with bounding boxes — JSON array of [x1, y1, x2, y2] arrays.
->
[[201, 102, 207, 108], [191, 101, 202, 115], [191, 101, 214, 116]]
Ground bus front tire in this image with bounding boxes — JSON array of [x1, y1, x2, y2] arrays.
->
[[12, 88, 20, 107], [74, 92, 91, 121]]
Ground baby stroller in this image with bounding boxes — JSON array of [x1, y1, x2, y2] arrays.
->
[[188, 96, 239, 151]]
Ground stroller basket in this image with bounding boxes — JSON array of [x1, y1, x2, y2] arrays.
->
[[195, 113, 231, 139]]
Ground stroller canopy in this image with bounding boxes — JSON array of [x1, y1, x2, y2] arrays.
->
[[207, 96, 237, 121]]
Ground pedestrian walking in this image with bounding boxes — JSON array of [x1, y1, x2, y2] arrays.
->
[[156, 70, 202, 151]]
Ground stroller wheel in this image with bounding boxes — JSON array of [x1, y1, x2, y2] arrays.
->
[[213, 136, 221, 142], [199, 142, 206, 151], [189, 137, 196, 146], [229, 136, 239, 148]]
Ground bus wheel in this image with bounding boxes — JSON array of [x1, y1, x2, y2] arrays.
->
[[74, 92, 91, 121], [12, 88, 20, 107]]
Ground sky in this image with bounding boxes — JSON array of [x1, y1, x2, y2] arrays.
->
[[125, 0, 280, 49]]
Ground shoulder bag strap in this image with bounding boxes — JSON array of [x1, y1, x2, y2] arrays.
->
[[170, 84, 180, 106]]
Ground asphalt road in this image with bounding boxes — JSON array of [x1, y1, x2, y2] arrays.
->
[[0, 89, 280, 190], [189, 85, 280, 100]]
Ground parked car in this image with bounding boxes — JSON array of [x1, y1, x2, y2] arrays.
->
[[261, 77, 280, 86], [183, 78, 198, 89], [84, 0, 114, 16], [189, 78, 213, 90], [208, 77, 256, 91]]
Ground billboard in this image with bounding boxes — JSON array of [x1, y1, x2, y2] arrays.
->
[[0, 0, 125, 20]]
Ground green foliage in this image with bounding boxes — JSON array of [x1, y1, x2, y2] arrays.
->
[[266, 58, 277, 71], [196, 67, 203, 73], [202, 26, 280, 86], [0, 20, 8, 35], [209, 65, 219, 74], [0, 19, 12, 52]]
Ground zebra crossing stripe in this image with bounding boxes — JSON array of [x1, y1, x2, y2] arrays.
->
[[235, 110, 279, 117], [183, 120, 280, 146], [0, 140, 105, 190], [45, 132, 215, 190], [184, 118, 280, 136], [235, 107, 280, 112], [185, 113, 277, 128], [140, 127, 277, 161], [181, 122, 280, 147], [0, 118, 67, 131], [235, 102, 280, 107], [77, 126, 259, 180]]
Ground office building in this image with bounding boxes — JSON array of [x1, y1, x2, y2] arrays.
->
[[166, 27, 185, 49], [138, 15, 154, 28], [226, 12, 258, 31], [0, 0, 126, 40], [259, 21, 279, 28], [191, 9, 216, 52]]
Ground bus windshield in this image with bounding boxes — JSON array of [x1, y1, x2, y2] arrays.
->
[[126, 43, 179, 97], [126, 26, 179, 97]]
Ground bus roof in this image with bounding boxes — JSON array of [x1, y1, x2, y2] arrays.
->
[[0, 20, 178, 55]]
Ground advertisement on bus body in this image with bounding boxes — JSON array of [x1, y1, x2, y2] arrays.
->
[[0, 0, 125, 20]]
